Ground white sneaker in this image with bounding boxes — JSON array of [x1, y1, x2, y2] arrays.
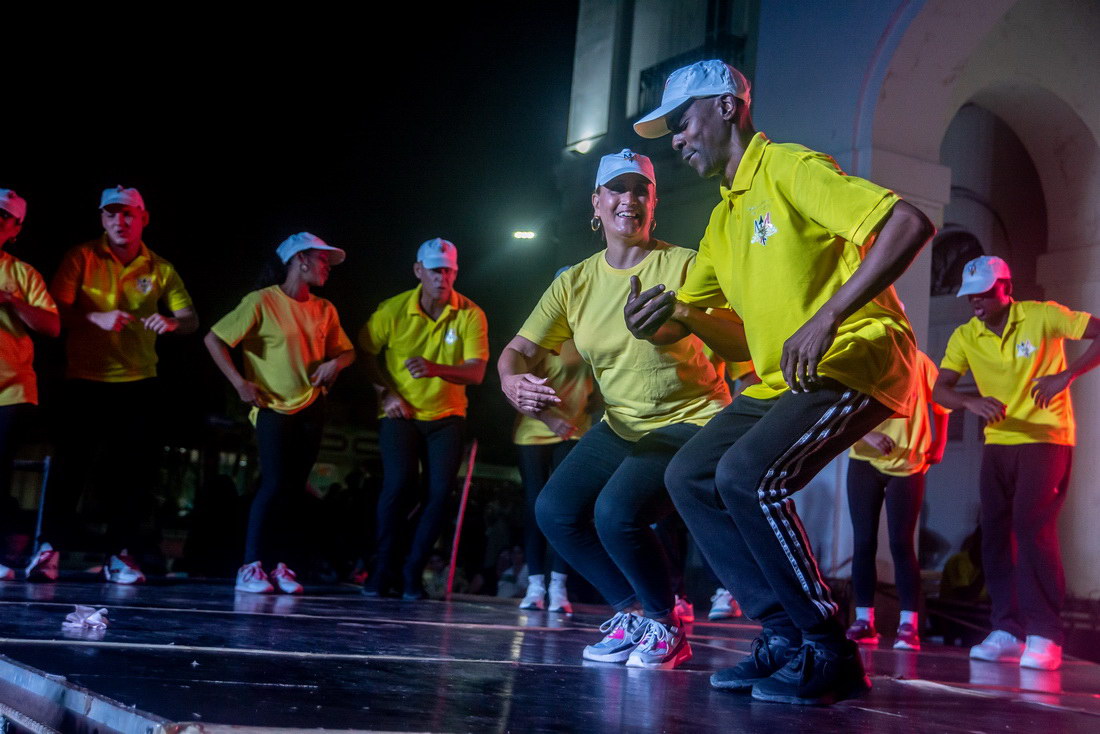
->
[[548, 577, 572, 614], [0, 563, 13, 581], [235, 561, 274, 593], [1020, 635, 1063, 670], [970, 630, 1024, 663], [708, 588, 742, 620], [104, 552, 146, 584], [520, 575, 546, 610], [626, 617, 693, 669], [674, 595, 695, 623], [270, 563, 303, 594], [25, 543, 59, 582]]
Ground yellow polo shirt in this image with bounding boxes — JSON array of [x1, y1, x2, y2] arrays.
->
[[850, 351, 949, 476], [360, 286, 489, 421], [518, 243, 730, 442], [678, 132, 917, 415], [211, 286, 354, 415], [941, 300, 1089, 446], [50, 237, 193, 382], [0, 252, 57, 406], [512, 341, 595, 446]]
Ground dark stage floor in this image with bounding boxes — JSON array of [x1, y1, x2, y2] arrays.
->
[[0, 580, 1098, 733]]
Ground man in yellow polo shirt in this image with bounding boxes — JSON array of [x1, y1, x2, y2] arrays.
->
[[933, 255, 1100, 671], [627, 60, 934, 705], [32, 186, 197, 585], [360, 238, 488, 599]]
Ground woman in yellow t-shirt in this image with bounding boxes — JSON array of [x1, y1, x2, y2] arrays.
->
[[0, 189, 59, 581], [205, 233, 355, 594], [499, 150, 742, 670]]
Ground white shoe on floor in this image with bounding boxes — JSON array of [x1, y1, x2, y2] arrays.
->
[[520, 575, 546, 610], [674, 595, 695, 624], [0, 563, 13, 581], [548, 576, 572, 614], [25, 543, 59, 582], [708, 588, 742, 620], [970, 630, 1024, 663], [104, 552, 146, 584], [235, 561, 274, 594], [270, 563, 303, 595], [1020, 635, 1062, 670]]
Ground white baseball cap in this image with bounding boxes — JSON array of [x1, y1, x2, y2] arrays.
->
[[634, 59, 752, 139], [276, 232, 346, 265], [595, 149, 656, 188], [957, 255, 1012, 296], [0, 189, 27, 222], [100, 185, 146, 210], [417, 238, 459, 270]]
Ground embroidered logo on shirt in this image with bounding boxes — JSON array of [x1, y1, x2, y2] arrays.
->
[[751, 213, 777, 246], [135, 276, 154, 295], [1016, 339, 1037, 358], [445, 328, 458, 345]]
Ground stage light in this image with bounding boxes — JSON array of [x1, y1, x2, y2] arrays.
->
[[513, 231, 536, 240], [575, 139, 593, 154]]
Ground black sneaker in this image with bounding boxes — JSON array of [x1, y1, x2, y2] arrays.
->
[[710, 631, 795, 691], [751, 640, 871, 705]]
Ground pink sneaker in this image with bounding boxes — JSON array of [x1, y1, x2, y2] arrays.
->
[[235, 561, 274, 593], [25, 543, 59, 582], [270, 563, 303, 594]]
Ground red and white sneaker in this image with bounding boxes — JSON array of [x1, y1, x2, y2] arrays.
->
[[626, 617, 693, 669], [0, 563, 13, 581], [25, 543, 59, 582], [270, 563, 303, 594], [104, 552, 146, 584], [235, 561, 274, 593]]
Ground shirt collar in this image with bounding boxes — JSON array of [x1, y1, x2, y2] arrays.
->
[[407, 284, 458, 317], [722, 131, 769, 200], [97, 234, 150, 266]]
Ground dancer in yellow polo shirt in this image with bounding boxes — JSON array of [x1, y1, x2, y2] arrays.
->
[[628, 60, 933, 703], [500, 150, 737, 670], [360, 238, 488, 599], [933, 256, 1100, 670], [845, 351, 949, 651], [32, 186, 197, 585], [206, 233, 355, 594], [0, 189, 59, 581]]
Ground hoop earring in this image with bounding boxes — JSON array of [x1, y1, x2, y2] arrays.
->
[[590, 217, 601, 232]]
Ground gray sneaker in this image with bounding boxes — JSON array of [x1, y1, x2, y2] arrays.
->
[[582, 611, 644, 663], [626, 618, 692, 669]]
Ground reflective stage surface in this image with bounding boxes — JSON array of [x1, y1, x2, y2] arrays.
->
[[0, 580, 1098, 732]]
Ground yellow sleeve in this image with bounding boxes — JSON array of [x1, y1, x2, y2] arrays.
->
[[324, 302, 354, 357], [782, 151, 900, 246], [161, 265, 194, 311], [940, 327, 970, 376], [462, 307, 490, 362], [19, 263, 57, 313], [210, 291, 261, 348], [1041, 301, 1091, 340], [359, 305, 390, 355], [517, 276, 573, 352], [49, 248, 84, 308], [678, 227, 726, 308]]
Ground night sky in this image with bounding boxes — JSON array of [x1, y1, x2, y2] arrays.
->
[[6, 8, 579, 463]]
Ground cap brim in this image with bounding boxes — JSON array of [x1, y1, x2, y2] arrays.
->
[[597, 163, 655, 188], [317, 245, 346, 265], [633, 95, 692, 139], [956, 276, 995, 297]]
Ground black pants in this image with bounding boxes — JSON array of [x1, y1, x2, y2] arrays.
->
[[0, 403, 31, 503], [42, 379, 160, 553], [666, 384, 891, 639], [846, 458, 924, 611], [374, 416, 465, 591], [515, 441, 576, 577], [980, 443, 1072, 644], [247, 398, 327, 567]]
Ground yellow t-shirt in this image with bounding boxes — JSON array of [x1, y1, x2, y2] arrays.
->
[[512, 340, 595, 446], [0, 251, 58, 406], [50, 237, 193, 382], [850, 351, 950, 476], [678, 132, 917, 416], [518, 243, 730, 442], [210, 285, 354, 415], [941, 300, 1089, 446], [360, 286, 489, 421]]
